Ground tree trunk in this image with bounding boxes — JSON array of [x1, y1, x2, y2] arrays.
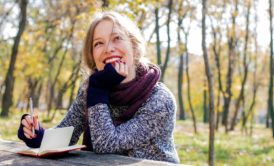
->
[[47, 16, 76, 117], [230, 0, 251, 131], [177, 9, 185, 120], [203, 78, 209, 123], [178, 54, 185, 120], [249, 110, 254, 136], [68, 76, 78, 110], [161, 0, 173, 82], [210, 12, 224, 130], [46, 40, 66, 115], [215, 91, 221, 130], [56, 62, 80, 109], [1, 0, 28, 117], [242, 84, 257, 132], [222, 0, 238, 132], [47, 47, 68, 117], [34, 81, 43, 108], [268, 0, 274, 137], [202, 0, 215, 165], [186, 51, 197, 133], [155, 7, 162, 68], [25, 77, 42, 108]]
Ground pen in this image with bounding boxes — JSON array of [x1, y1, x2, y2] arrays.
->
[[30, 98, 35, 136]]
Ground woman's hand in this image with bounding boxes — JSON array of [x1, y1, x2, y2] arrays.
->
[[86, 62, 126, 107], [89, 62, 126, 91], [18, 114, 44, 148], [20, 114, 39, 139], [113, 61, 128, 78]]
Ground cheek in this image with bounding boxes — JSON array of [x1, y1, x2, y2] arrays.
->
[[123, 44, 134, 62], [93, 49, 103, 62], [93, 49, 105, 70]]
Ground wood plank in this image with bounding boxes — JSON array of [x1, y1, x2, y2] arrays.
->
[[0, 151, 78, 166], [55, 151, 175, 166], [0, 140, 180, 166]]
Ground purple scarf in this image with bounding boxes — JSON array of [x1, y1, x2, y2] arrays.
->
[[82, 63, 160, 150], [110, 63, 160, 125]]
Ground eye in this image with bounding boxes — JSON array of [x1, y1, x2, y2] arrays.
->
[[94, 41, 103, 48], [114, 35, 123, 41]]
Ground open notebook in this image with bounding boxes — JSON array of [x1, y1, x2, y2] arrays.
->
[[17, 126, 85, 157]]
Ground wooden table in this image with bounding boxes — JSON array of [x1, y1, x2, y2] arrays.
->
[[0, 140, 180, 166]]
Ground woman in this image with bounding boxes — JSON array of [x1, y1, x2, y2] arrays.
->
[[18, 11, 180, 164]]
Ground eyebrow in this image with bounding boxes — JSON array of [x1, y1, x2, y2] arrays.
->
[[93, 38, 102, 42], [93, 32, 123, 43]]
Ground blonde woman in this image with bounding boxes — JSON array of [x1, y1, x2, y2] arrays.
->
[[18, 11, 180, 163]]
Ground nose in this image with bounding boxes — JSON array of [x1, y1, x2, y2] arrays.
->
[[104, 40, 115, 54]]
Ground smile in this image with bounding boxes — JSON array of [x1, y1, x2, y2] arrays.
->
[[103, 56, 123, 64]]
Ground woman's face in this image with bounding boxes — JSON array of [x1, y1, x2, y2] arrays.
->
[[92, 19, 136, 83]]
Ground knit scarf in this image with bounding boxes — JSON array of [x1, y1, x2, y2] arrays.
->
[[82, 63, 160, 150], [110, 63, 160, 125]]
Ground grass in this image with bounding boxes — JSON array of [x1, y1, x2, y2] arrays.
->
[[175, 120, 274, 165], [1, 110, 274, 165]]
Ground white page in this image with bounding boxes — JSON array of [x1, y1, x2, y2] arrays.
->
[[39, 126, 74, 152]]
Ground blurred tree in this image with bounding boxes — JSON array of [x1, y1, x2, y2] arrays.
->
[[185, 38, 197, 133], [155, 5, 162, 68], [208, 0, 226, 130], [176, 0, 185, 120], [222, 0, 239, 132], [176, 0, 197, 131], [176, 0, 195, 121], [241, 0, 259, 134], [268, 0, 274, 137], [1, 0, 28, 117], [202, 0, 215, 165], [161, 0, 173, 81], [230, 0, 252, 131]]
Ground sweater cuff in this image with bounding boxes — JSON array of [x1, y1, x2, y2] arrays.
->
[[87, 87, 109, 108]]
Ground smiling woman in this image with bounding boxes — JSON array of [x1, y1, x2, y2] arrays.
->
[[17, 11, 180, 164], [91, 19, 135, 82]]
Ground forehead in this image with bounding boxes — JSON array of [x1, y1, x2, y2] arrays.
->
[[93, 19, 126, 39]]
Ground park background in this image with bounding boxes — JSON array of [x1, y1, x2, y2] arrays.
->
[[0, 0, 273, 165]]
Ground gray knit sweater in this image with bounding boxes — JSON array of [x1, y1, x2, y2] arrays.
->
[[56, 80, 180, 163]]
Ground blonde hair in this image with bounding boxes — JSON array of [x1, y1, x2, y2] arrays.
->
[[82, 11, 146, 74]]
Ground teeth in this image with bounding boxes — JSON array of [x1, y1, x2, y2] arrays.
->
[[105, 57, 121, 63]]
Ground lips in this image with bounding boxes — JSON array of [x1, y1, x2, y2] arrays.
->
[[103, 55, 123, 64]]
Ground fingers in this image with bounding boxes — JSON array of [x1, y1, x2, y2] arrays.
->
[[23, 127, 36, 139], [114, 61, 128, 77], [22, 118, 31, 130], [21, 115, 38, 139]]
